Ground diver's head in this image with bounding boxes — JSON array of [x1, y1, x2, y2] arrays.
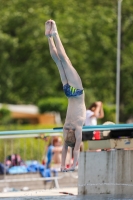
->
[[64, 128, 76, 148]]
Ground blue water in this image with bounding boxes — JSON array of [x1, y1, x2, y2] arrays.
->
[[1, 195, 133, 200]]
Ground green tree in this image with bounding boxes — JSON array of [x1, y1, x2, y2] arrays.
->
[[0, 0, 133, 122], [0, 105, 11, 125]]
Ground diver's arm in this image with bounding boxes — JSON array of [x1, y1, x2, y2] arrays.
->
[[67, 126, 82, 171], [61, 142, 68, 171]]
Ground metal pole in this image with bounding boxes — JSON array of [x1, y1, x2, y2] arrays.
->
[[116, 0, 123, 124]]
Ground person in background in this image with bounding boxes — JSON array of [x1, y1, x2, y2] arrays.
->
[[45, 19, 86, 172], [85, 101, 104, 126], [46, 136, 72, 169], [83, 101, 104, 142], [46, 137, 62, 168]]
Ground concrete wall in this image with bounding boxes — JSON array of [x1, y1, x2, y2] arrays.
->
[[78, 150, 133, 195]]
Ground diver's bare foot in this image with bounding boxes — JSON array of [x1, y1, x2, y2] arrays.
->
[[61, 166, 75, 172], [50, 20, 58, 36], [45, 20, 52, 37], [61, 167, 67, 172], [66, 167, 75, 172]]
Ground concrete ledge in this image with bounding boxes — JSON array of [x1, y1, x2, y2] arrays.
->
[[88, 138, 133, 150], [78, 150, 133, 195]]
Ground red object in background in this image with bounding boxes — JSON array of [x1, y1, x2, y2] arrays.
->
[[93, 130, 100, 140], [42, 160, 46, 165]]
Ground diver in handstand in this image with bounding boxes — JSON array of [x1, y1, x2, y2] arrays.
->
[[45, 19, 86, 172]]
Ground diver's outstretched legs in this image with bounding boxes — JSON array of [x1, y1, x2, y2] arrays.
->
[[46, 21, 67, 85], [46, 19, 83, 89], [47, 36, 67, 85]]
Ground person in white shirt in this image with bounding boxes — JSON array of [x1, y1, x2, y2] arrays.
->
[[85, 101, 104, 126]]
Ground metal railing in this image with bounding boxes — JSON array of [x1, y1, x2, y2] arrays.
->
[[0, 129, 66, 190]]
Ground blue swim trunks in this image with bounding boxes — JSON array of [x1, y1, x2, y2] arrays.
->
[[63, 83, 83, 98]]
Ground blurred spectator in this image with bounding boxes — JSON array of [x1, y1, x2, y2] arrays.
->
[[85, 101, 104, 126], [83, 101, 104, 151], [45, 136, 73, 169], [46, 137, 63, 168], [5, 154, 24, 167]]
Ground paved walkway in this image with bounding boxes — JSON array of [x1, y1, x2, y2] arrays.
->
[[0, 187, 77, 198], [1, 189, 133, 200]]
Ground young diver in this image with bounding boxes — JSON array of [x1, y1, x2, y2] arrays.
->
[[45, 20, 86, 172]]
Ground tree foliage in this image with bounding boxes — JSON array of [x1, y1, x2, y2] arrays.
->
[[0, 105, 11, 125], [0, 0, 133, 122]]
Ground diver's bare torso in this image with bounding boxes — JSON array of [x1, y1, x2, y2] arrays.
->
[[64, 93, 86, 130]]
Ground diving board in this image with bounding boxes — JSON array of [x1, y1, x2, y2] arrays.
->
[[54, 123, 133, 132], [82, 123, 133, 141], [0, 123, 133, 136]]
